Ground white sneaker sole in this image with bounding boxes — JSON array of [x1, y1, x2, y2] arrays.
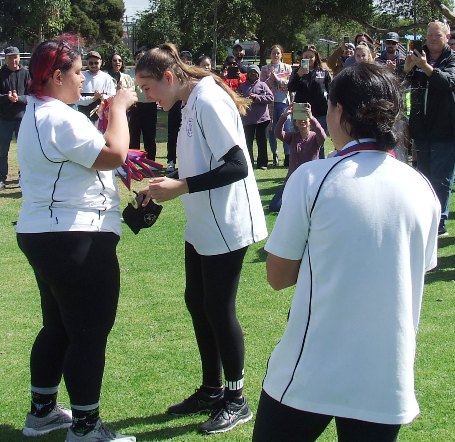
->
[[22, 421, 72, 437], [199, 412, 253, 434]]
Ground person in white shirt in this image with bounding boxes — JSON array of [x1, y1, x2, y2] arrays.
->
[[16, 39, 137, 442], [75, 50, 116, 122], [135, 43, 267, 435], [253, 63, 440, 442]]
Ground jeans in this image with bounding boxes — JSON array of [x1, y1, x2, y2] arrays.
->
[[414, 139, 455, 227], [0, 118, 21, 181], [315, 115, 327, 159], [269, 102, 291, 156]]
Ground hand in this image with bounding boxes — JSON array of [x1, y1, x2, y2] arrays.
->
[[139, 176, 188, 204], [403, 52, 417, 73], [8, 90, 18, 103], [110, 88, 137, 111], [297, 66, 307, 77], [249, 93, 256, 101], [93, 90, 104, 100], [412, 49, 428, 69]]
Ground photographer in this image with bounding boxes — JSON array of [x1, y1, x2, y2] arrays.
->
[[220, 56, 246, 91], [404, 20, 455, 236]]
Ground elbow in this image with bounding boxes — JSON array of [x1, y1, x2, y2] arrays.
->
[[92, 149, 127, 171], [268, 274, 291, 291]]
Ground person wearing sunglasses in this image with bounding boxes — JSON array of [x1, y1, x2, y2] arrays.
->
[[377, 32, 406, 77], [76, 51, 116, 123]]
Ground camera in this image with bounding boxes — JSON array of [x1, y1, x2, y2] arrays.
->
[[227, 66, 239, 79]]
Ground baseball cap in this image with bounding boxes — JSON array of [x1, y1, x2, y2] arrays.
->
[[233, 44, 243, 50], [247, 64, 260, 75], [86, 50, 101, 60], [385, 32, 400, 43], [4, 46, 20, 56]]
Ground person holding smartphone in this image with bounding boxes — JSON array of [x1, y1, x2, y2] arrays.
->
[[269, 103, 326, 212], [287, 44, 331, 158], [220, 56, 246, 91], [404, 20, 455, 237]]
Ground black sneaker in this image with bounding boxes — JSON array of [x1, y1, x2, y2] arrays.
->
[[199, 398, 253, 434], [167, 387, 224, 416], [438, 226, 449, 237]]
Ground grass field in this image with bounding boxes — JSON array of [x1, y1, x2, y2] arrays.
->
[[0, 109, 454, 441]]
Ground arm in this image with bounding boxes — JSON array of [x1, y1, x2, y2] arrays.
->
[[140, 146, 248, 204], [274, 107, 292, 141], [251, 83, 274, 103], [310, 116, 327, 146], [326, 46, 344, 72], [266, 253, 301, 290], [91, 88, 137, 170]]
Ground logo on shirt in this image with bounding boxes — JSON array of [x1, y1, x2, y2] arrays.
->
[[186, 118, 194, 137]]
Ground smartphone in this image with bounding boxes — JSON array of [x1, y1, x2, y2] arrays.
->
[[413, 40, 423, 54], [227, 66, 239, 79], [293, 102, 310, 120], [343, 35, 350, 44], [300, 58, 310, 74]]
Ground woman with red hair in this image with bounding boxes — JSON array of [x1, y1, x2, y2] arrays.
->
[[17, 39, 137, 442]]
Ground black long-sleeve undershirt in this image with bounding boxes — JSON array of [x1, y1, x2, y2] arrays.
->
[[186, 146, 248, 193]]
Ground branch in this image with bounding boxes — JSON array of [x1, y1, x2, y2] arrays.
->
[[353, 19, 429, 34], [428, 0, 455, 22]]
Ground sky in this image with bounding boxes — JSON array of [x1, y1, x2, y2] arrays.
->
[[123, 0, 150, 19]]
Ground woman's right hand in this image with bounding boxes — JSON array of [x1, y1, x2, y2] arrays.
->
[[111, 88, 137, 111]]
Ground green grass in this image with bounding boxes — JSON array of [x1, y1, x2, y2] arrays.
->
[[0, 110, 454, 441]]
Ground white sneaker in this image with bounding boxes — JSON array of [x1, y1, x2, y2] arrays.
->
[[23, 405, 72, 436], [0, 181, 5, 190], [166, 161, 175, 172], [65, 419, 136, 441]]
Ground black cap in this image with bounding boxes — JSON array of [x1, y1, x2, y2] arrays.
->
[[4, 46, 20, 55], [385, 32, 399, 43]]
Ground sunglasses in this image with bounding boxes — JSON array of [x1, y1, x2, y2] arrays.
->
[[386, 41, 398, 45]]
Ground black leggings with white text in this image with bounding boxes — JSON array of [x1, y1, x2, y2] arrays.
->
[[17, 231, 120, 406]]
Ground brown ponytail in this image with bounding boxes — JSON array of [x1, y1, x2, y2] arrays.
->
[[136, 43, 250, 115]]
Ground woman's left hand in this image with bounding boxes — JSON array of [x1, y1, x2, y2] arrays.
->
[[138, 176, 189, 204]]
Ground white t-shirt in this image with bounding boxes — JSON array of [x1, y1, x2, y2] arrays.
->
[[76, 70, 116, 107], [263, 143, 440, 424], [16, 96, 121, 235], [177, 76, 267, 255]]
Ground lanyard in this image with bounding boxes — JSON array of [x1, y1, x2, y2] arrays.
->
[[335, 142, 396, 157]]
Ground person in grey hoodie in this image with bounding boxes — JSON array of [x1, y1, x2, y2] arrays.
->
[[0, 46, 30, 189], [238, 65, 274, 169]]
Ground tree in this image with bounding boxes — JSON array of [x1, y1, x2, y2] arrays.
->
[[63, 0, 125, 46], [0, 0, 71, 44]]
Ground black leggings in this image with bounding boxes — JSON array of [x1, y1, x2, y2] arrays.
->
[[17, 232, 120, 406], [184, 242, 247, 387], [253, 390, 401, 442]]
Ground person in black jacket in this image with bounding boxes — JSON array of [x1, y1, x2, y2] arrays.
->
[[0, 46, 30, 189], [288, 44, 331, 158], [404, 20, 455, 236]]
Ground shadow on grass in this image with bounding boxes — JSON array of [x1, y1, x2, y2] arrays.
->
[[0, 425, 23, 441], [114, 413, 201, 441]]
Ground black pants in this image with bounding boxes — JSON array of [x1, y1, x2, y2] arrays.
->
[[17, 232, 120, 406], [128, 101, 158, 160], [253, 390, 401, 442], [167, 101, 182, 163], [244, 121, 269, 168], [184, 242, 247, 387]]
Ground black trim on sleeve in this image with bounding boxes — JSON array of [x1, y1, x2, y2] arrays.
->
[[186, 145, 248, 193]]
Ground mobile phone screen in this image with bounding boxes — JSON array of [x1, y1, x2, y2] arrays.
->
[[227, 66, 239, 79]]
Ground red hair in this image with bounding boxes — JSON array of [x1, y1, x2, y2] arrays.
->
[[28, 39, 80, 97]]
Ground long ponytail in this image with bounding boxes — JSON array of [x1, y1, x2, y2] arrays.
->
[[136, 43, 250, 115]]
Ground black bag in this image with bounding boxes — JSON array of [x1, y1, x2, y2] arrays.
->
[[122, 193, 162, 234]]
